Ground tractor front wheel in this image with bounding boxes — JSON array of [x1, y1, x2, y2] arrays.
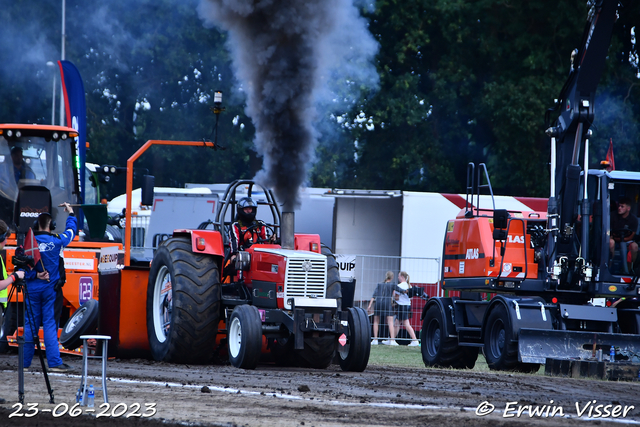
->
[[228, 305, 263, 369], [338, 307, 371, 372]]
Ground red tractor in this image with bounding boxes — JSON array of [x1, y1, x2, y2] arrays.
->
[[145, 179, 371, 370]]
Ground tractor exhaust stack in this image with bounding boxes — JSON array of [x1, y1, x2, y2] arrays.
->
[[281, 211, 295, 250]]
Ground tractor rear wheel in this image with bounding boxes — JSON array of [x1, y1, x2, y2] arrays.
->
[[421, 304, 478, 369], [228, 305, 262, 369], [295, 245, 341, 368], [322, 245, 342, 310], [146, 237, 221, 364], [297, 332, 337, 369], [269, 335, 297, 367], [338, 307, 371, 372], [483, 304, 539, 372]]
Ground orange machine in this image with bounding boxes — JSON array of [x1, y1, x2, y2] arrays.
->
[[0, 124, 123, 354], [443, 208, 547, 287]]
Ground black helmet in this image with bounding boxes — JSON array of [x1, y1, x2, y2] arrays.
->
[[237, 197, 257, 223]]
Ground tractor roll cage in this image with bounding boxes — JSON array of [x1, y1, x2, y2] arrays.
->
[[214, 179, 282, 236]]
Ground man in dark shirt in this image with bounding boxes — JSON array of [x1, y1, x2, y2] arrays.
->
[[11, 146, 35, 183], [610, 197, 638, 272]]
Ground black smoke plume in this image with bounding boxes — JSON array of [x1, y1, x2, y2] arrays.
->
[[198, 0, 378, 210]]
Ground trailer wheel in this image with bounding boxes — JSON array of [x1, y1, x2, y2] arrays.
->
[[147, 237, 221, 364], [421, 305, 478, 369], [338, 307, 371, 372], [228, 305, 263, 369], [483, 304, 539, 372], [322, 245, 342, 310], [60, 299, 99, 350]]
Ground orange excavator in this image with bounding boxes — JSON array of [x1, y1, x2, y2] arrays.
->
[[420, 0, 640, 371]]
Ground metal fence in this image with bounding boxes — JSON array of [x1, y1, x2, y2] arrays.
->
[[346, 254, 441, 345], [129, 215, 151, 261]]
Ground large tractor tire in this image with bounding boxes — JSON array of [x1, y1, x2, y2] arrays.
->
[[338, 307, 371, 372], [322, 244, 342, 311], [60, 299, 99, 350], [228, 305, 263, 369], [269, 336, 297, 367], [294, 245, 341, 369], [297, 332, 337, 369], [421, 304, 478, 369], [146, 237, 221, 364], [483, 304, 539, 373]]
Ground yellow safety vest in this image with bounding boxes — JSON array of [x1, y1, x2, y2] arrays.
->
[[0, 256, 7, 308]]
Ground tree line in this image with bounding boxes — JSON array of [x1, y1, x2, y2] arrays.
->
[[1, 0, 639, 198]]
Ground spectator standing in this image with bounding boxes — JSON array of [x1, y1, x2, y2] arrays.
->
[[367, 271, 405, 346], [395, 271, 419, 346]]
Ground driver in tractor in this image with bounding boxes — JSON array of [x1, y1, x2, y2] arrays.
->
[[230, 197, 267, 252], [224, 197, 275, 278]]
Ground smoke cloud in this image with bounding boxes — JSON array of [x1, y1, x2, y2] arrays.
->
[[197, 0, 379, 210]]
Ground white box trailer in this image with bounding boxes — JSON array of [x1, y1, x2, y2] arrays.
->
[[109, 187, 219, 262], [126, 183, 547, 298]]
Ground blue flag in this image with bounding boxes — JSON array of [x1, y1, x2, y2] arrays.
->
[[58, 60, 86, 225]]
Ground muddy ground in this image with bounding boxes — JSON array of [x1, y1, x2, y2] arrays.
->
[[0, 351, 639, 427]]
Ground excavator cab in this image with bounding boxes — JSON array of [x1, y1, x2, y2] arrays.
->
[[604, 175, 640, 276]]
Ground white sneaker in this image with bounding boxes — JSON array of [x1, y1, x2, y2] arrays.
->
[[408, 340, 420, 347], [371, 340, 378, 345], [383, 340, 399, 346]]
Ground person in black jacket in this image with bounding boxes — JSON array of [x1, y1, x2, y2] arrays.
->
[[367, 271, 405, 345]]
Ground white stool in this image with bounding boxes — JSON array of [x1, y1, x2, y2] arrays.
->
[[79, 335, 111, 405]]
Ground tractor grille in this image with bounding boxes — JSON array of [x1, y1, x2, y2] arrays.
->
[[284, 256, 327, 307]]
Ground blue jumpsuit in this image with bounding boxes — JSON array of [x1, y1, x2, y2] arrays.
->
[[23, 215, 77, 369]]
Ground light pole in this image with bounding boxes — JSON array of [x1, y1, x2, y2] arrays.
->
[[46, 61, 57, 125], [59, 0, 66, 127]]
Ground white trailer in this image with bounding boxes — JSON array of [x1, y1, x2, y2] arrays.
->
[[116, 183, 546, 297]]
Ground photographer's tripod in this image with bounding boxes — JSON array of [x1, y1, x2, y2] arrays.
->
[[6, 274, 55, 404]]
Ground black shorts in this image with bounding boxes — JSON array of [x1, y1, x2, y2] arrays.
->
[[396, 304, 411, 321], [374, 300, 394, 318]]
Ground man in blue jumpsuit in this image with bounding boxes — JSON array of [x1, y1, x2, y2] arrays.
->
[[24, 202, 77, 372]]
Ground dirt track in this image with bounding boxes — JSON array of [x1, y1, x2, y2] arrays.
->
[[0, 352, 639, 426]]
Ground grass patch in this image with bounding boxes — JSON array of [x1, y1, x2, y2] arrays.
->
[[368, 345, 500, 373]]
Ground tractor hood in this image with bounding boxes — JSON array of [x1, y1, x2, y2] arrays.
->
[[253, 247, 326, 260]]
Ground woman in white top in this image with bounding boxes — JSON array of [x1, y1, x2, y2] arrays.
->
[[395, 271, 419, 346]]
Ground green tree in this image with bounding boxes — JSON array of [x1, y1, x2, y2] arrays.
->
[[346, 0, 640, 196]]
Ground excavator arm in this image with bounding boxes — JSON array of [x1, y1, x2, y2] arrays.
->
[[545, 0, 618, 269]]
